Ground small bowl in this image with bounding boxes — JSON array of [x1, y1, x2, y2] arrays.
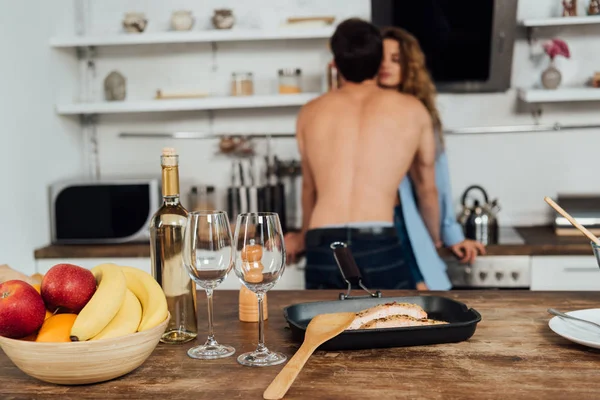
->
[[0, 314, 169, 385]]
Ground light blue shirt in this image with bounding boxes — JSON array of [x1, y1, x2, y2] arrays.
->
[[398, 152, 463, 290]]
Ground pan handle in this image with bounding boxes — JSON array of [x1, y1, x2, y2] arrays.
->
[[330, 242, 382, 300]]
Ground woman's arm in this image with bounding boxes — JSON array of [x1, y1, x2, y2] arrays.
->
[[436, 153, 465, 247], [409, 116, 441, 247], [436, 153, 486, 263]]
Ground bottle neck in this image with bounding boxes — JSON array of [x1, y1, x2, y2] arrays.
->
[[162, 164, 180, 199], [164, 195, 180, 207]]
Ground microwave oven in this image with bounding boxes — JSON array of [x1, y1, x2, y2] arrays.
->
[[370, 0, 519, 93], [49, 179, 161, 244]]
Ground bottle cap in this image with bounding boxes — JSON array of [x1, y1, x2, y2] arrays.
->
[[162, 147, 176, 156]]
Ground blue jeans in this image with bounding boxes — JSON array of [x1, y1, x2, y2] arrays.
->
[[304, 227, 416, 290]]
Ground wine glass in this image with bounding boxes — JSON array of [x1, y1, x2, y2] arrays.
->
[[233, 212, 287, 367], [182, 210, 235, 360]]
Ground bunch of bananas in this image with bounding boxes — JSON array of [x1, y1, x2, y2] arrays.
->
[[70, 264, 168, 342]]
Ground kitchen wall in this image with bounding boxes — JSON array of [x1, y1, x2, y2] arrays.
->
[[443, 0, 600, 225], [8, 0, 598, 275], [58, 0, 600, 228], [58, 0, 365, 210], [0, 1, 82, 275]]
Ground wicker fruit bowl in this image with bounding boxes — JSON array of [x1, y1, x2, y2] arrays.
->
[[0, 314, 169, 385]]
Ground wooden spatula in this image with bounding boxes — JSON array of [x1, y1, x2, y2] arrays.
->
[[263, 312, 355, 400]]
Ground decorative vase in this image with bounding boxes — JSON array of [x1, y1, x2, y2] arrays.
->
[[171, 10, 194, 31], [541, 60, 561, 89], [104, 71, 126, 101], [212, 9, 235, 30], [122, 12, 147, 33]]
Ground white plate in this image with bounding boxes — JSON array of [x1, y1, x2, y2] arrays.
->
[[548, 308, 600, 349]]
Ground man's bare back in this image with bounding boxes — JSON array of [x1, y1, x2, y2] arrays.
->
[[296, 81, 434, 230]]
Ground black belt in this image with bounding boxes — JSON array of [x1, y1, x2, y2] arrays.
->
[[305, 226, 397, 247]]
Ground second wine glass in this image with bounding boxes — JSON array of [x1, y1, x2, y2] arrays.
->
[[233, 212, 287, 367], [183, 210, 235, 360]]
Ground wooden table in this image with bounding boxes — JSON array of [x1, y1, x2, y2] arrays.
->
[[2, 290, 600, 399]]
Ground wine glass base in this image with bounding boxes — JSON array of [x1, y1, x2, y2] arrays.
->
[[237, 349, 287, 367], [187, 344, 235, 360]]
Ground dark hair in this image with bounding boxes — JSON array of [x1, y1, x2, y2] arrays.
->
[[330, 18, 383, 83], [381, 27, 444, 151]]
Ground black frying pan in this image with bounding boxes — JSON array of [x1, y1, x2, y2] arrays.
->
[[283, 242, 482, 351]]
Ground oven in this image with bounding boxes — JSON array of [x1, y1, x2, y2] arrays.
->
[[445, 227, 531, 290]]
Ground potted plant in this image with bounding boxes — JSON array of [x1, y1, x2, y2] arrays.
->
[[541, 38, 570, 89]]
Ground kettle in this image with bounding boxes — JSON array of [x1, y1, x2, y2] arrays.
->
[[457, 185, 500, 245]]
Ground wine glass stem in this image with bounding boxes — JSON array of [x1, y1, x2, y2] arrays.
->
[[256, 292, 266, 352], [205, 288, 217, 345]]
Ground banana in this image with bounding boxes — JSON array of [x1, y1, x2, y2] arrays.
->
[[120, 266, 168, 332], [90, 289, 142, 341], [70, 263, 127, 341]]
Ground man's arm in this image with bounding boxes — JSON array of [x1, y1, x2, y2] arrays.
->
[[284, 105, 315, 264], [297, 108, 316, 236], [409, 116, 441, 247]]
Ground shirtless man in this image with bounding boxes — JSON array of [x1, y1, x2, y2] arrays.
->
[[285, 18, 441, 290]]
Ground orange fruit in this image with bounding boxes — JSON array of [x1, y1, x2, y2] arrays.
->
[[35, 313, 78, 342], [32, 284, 41, 294], [32, 284, 54, 320]]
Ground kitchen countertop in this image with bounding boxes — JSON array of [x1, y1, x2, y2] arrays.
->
[[34, 226, 595, 259], [1, 290, 599, 399]]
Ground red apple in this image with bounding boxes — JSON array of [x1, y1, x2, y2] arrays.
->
[[41, 263, 96, 313], [0, 280, 46, 339]]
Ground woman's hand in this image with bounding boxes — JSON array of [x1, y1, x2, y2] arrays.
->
[[450, 240, 486, 264], [284, 232, 305, 265], [416, 281, 429, 290]]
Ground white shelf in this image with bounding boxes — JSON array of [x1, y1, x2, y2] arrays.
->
[[56, 93, 320, 115], [521, 15, 600, 27], [518, 88, 600, 103], [50, 27, 334, 48]]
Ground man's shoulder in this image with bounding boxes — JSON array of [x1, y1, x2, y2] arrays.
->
[[376, 90, 429, 120], [376, 89, 422, 108], [298, 91, 336, 119]]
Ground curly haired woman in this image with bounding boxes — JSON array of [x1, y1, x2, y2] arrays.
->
[[378, 27, 486, 290]]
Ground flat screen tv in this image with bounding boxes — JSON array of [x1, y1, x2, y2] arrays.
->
[[370, 0, 518, 93]]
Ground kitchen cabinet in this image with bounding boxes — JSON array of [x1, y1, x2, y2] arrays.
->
[[35, 258, 306, 291], [530, 256, 600, 291]]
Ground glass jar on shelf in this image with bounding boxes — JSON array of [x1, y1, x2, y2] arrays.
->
[[278, 68, 302, 94], [231, 72, 254, 96]]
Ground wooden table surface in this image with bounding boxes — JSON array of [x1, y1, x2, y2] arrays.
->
[[2, 290, 600, 399]]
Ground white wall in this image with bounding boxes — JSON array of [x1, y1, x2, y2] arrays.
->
[[29, 0, 600, 269], [0, 1, 82, 275], [56, 0, 600, 228], [444, 0, 600, 225]]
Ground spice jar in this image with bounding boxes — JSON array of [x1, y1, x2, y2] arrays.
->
[[231, 72, 254, 96], [278, 68, 302, 94]]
